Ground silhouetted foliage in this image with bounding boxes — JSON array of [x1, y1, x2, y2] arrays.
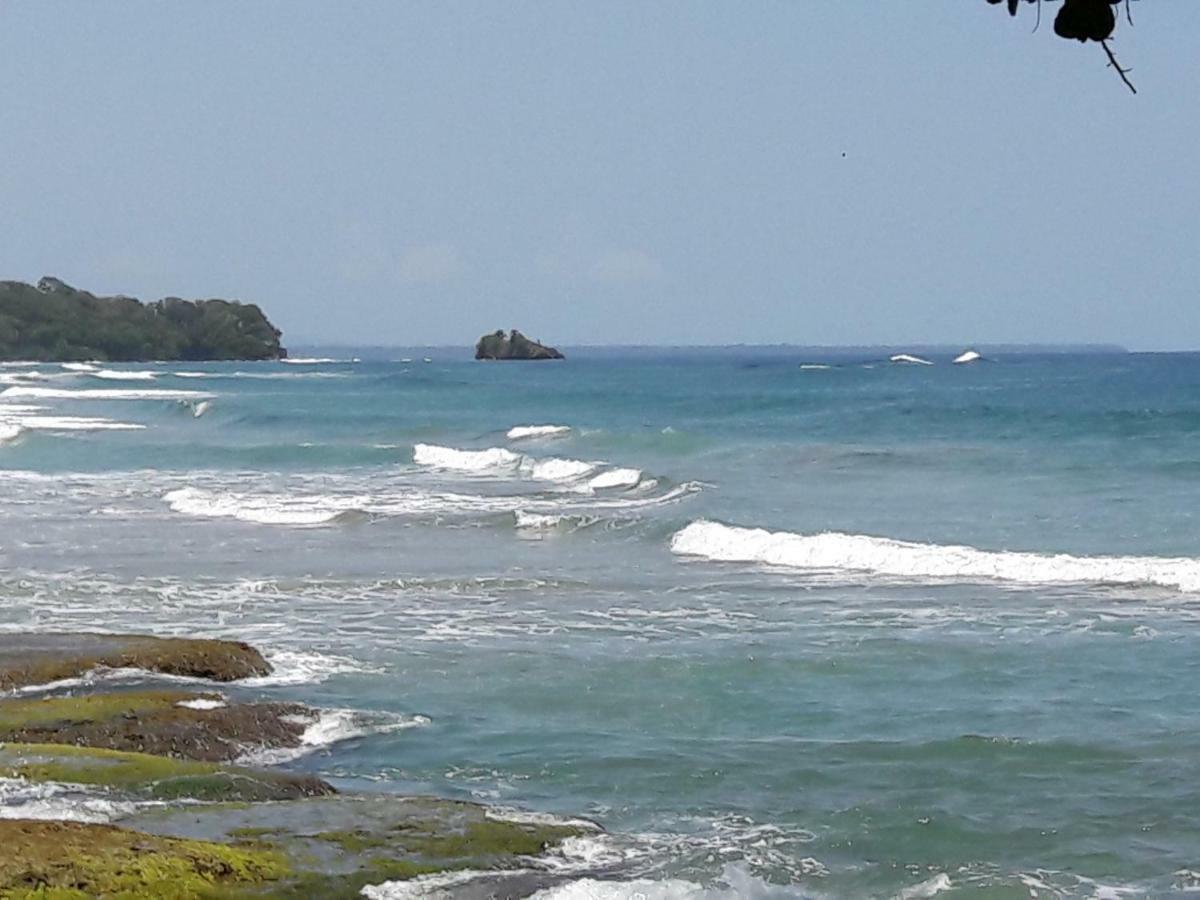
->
[[0, 277, 285, 361], [987, 0, 1138, 93]]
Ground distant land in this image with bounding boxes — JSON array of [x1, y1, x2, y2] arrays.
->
[[0, 277, 285, 362], [288, 343, 1129, 362]]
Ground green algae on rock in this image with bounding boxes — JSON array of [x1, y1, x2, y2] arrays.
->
[[124, 794, 594, 897], [0, 632, 271, 691], [0, 690, 312, 762], [0, 743, 333, 802], [0, 819, 289, 899]]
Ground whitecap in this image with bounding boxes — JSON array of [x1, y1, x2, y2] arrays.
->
[[238, 708, 430, 765], [163, 487, 357, 526], [4, 415, 145, 432], [507, 424, 572, 440], [953, 350, 982, 365], [521, 457, 599, 482], [0, 423, 23, 445], [241, 648, 382, 686], [60, 362, 99, 372], [588, 468, 643, 490], [175, 697, 227, 710], [413, 443, 521, 472], [671, 519, 1200, 592], [889, 353, 934, 366], [90, 369, 158, 381], [2, 386, 213, 401]]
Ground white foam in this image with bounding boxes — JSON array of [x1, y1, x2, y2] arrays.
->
[[163, 487, 356, 526], [239, 708, 430, 765], [2, 386, 213, 401], [898, 873, 954, 899], [282, 356, 356, 364], [362, 870, 503, 900], [508, 424, 572, 440], [176, 697, 227, 710], [515, 511, 567, 530], [588, 468, 643, 490], [530, 865, 807, 899], [953, 350, 982, 364], [173, 371, 210, 378], [2, 415, 145, 432], [191, 400, 213, 418], [799, 364, 832, 370], [90, 369, 158, 381], [889, 353, 934, 366], [60, 362, 98, 372], [242, 648, 382, 686], [413, 443, 521, 472], [671, 520, 1200, 592], [522, 457, 599, 482], [0, 423, 23, 444], [0, 777, 139, 823]]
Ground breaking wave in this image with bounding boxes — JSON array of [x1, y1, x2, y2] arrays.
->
[[671, 520, 1200, 592], [163, 487, 365, 526], [508, 424, 571, 440], [413, 443, 647, 491], [2, 386, 214, 402], [413, 443, 521, 472], [89, 369, 158, 381], [238, 708, 431, 765]]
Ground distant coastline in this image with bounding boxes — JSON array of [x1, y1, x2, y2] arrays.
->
[[0, 277, 285, 362]]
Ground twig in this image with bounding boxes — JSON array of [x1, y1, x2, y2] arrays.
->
[[1101, 39, 1137, 94]]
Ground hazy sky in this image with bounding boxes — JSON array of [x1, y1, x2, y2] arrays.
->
[[1, 2, 1196, 348]]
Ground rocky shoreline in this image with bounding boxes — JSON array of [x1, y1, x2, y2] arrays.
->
[[0, 633, 597, 898]]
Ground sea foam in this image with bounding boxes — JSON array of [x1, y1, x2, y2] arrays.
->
[[507, 424, 571, 440], [90, 369, 158, 381], [413, 443, 521, 472], [2, 386, 214, 401], [238, 708, 430, 765], [671, 519, 1200, 592]]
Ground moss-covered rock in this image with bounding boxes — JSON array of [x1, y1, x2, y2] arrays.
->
[[475, 329, 564, 360], [0, 633, 271, 691], [0, 819, 288, 898], [125, 794, 594, 897], [0, 690, 313, 762], [0, 743, 334, 802]]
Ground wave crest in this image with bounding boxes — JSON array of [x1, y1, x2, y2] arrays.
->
[[671, 520, 1200, 592]]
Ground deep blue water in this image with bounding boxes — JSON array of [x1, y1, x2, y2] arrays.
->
[[3, 349, 1200, 897]]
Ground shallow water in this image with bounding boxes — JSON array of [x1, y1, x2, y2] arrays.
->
[[4, 349, 1200, 897]]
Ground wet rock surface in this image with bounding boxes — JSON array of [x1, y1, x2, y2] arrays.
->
[[0, 632, 271, 691], [0, 690, 312, 762], [0, 632, 594, 898]]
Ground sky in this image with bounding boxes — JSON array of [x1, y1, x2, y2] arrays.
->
[[0, 1, 1196, 349]]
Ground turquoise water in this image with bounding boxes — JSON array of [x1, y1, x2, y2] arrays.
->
[[4, 350, 1200, 897]]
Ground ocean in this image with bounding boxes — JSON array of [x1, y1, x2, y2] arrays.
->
[[3, 348, 1200, 898]]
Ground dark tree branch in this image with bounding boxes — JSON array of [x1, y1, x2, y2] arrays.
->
[[1101, 39, 1137, 94]]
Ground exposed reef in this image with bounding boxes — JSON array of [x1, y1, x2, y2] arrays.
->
[[0, 632, 271, 691], [475, 329, 564, 360], [0, 276, 285, 361], [0, 691, 316, 763], [0, 632, 597, 898]]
